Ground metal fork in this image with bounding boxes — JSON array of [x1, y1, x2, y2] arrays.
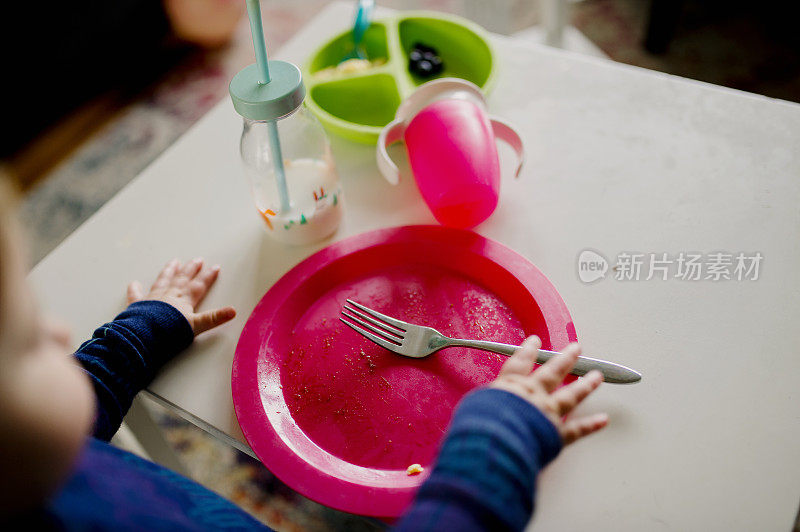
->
[[340, 299, 642, 384]]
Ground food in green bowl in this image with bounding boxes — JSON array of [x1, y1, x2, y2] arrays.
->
[[303, 11, 496, 144]]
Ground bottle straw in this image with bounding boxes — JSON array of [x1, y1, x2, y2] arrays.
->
[[245, 0, 291, 213]]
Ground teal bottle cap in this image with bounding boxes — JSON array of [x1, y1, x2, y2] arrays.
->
[[229, 60, 305, 121]]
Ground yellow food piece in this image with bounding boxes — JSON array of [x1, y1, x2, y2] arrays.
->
[[338, 58, 372, 74], [406, 463, 424, 476], [314, 58, 386, 80]]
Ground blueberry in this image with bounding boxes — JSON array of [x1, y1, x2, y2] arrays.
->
[[417, 60, 433, 73], [409, 42, 444, 77]]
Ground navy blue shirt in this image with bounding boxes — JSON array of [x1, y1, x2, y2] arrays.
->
[[35, 301, 561, 530]]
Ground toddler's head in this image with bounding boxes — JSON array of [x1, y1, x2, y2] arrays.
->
[[0, 176, 95, 515]]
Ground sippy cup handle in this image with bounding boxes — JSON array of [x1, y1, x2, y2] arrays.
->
[[377, 115, 525, 185], [490, 117, 525, 178], [377, 118, 405, 185]]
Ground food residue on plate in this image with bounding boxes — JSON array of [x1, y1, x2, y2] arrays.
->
[[406, 463, 424, 476], [315, 58, 386, 80]]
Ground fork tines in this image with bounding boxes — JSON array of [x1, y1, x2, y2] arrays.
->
[[340, 299, 407, 350]]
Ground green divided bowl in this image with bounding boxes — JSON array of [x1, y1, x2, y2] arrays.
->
[[303, 11, 496, 144]]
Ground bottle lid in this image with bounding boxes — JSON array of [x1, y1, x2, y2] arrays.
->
[[229, 60, 305, 121]]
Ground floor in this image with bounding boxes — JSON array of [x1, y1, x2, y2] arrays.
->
[[9, 1, 800, 530]]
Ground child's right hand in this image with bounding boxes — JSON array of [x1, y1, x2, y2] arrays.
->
[[126, 258, 236, 336], [490, 336, 609, 445]]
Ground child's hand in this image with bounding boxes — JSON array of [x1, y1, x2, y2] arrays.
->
[[490, 336, 609, 445], [127, 258, 236, 336]]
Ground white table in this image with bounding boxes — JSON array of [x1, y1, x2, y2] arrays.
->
[[30, 2, 800, 530]]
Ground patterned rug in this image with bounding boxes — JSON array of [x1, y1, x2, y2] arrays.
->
[[148, 399, 382, 531]]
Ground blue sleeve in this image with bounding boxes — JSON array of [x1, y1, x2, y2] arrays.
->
[[395, 388, 562, 532], [73, 300, 194, 441], [46, 439, 269, 531]]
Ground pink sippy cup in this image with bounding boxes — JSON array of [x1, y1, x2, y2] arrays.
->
[[377, 78, 524, 228]]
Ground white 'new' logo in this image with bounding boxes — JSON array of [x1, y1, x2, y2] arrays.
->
[[577, 249, 609, 283]]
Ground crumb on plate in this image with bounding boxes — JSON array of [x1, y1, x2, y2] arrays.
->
[[406, 464, 424, 476]]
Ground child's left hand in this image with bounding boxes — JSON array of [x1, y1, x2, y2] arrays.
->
[[490, 336, 608, 445], [126, 258, 236, 336]]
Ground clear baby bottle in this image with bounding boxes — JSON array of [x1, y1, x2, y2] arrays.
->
[[230, 54, 342, 245]]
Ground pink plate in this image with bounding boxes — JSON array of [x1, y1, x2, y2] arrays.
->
[[231, 225, 576, 518]]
